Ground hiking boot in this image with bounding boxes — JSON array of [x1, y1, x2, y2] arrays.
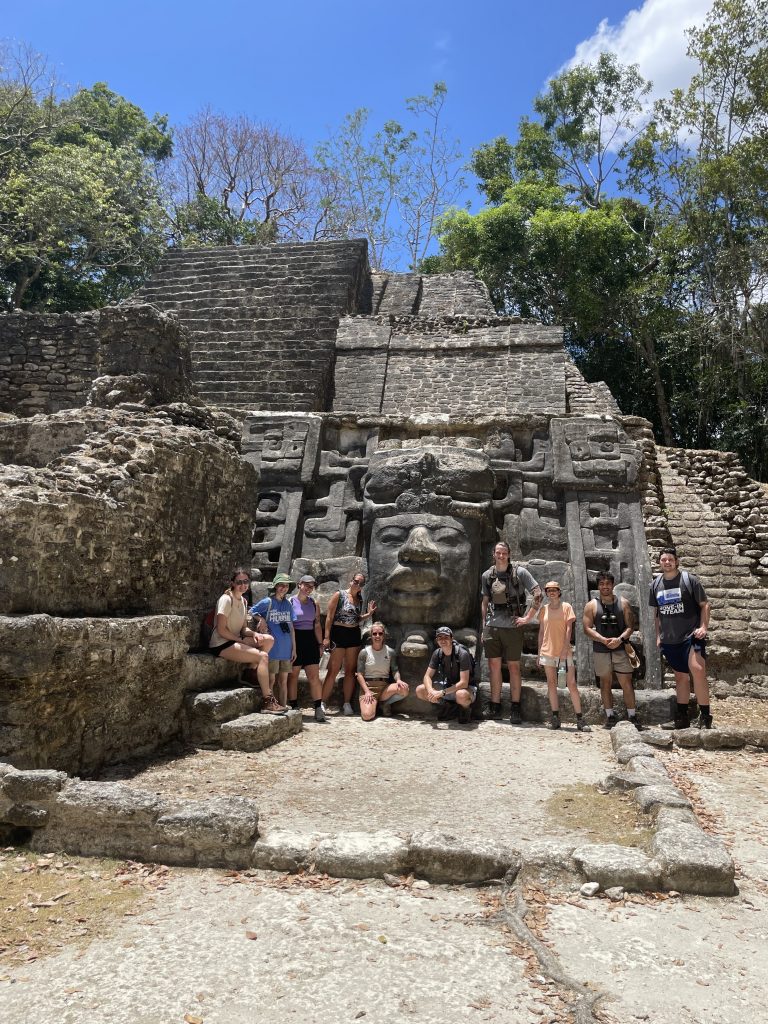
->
[[342, 702, 354, 716], [457, 704, 471, 724], [693, 711, 713, 730], [437, 700, 457, 721], [509, 703, 523, 726], [661, 714, 690, 731], [483, 701, 502, 721], [603, 715, 617, 730], [314, 703, 328, 723], [576, 715, 591, 733], [261, 695, 287, 715], [550, 711, 561, 730], [626, 713, 642, 731]]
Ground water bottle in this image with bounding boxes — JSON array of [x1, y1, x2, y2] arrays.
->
[[557, 662, 566, 688]]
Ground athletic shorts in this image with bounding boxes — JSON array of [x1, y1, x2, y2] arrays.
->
[[363, 678, 390, 700], [269, 658, 292, 675], [440, 685, 478, 704], [593, 648, 634, 677], [294, 629, 320, 667], [662, 638, 706, 674], [330, 624, 362, 649], [209, 640, 235, 657], [483, 626, 523, 662], [539, 655, 574, 669]]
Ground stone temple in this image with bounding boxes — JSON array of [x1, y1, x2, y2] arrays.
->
[[1, 239, 768, 779]]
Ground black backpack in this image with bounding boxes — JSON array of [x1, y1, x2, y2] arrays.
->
[[437, 643, 478, 686]]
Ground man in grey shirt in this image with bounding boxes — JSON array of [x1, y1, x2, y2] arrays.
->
[[481, 541, 542, 724]]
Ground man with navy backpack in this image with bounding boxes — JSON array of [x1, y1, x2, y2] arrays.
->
[[416, 626, 476, 724], [649, 547, 713, 730]]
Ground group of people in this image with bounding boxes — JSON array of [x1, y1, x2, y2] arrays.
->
[[208, 541, 713, 731]]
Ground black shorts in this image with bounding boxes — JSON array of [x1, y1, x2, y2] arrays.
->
[[295, 629, 320, 667], [209, 640, 236, 657], [330, 624, 362, 649]]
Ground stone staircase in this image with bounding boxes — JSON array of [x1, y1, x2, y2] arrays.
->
[[183, 685, 303, 751], [133, 240, 370, 411]]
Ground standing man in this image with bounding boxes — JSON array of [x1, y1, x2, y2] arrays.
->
[[583, 571, 640, 730], [650, 547, 712, 730], [416, 626, 476, 724], [481, 541, 542, 724]]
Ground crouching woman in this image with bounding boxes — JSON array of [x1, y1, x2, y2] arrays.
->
[[355, 622, 409, 721]]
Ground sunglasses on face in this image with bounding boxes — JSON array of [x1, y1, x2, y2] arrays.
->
[[234, 579, 250, 585], [351, 580, 364, 587], [371, 631, 385, 637]]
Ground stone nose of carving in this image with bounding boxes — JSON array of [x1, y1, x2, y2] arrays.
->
[[399, 526, 440, 565]]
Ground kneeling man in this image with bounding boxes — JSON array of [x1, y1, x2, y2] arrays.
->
[[416, 626, 476, 724]]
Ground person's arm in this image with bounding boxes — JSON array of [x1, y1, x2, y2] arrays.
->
[[323, 592, 340, 649], [562, 608, 575, 658], [619, 599, 634, 643], [582, 600, 599, 642], [517, 571, 542, 624], [355, 649, 372, 695], [311, 599, 323, 645], [693, 600, 711, 639], [481, 594, 490, 625], [422, 665, 443, 702], [360, 599, 377, 620], [536, 607, 544, 654]]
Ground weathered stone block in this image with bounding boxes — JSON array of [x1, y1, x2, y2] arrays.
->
[[651, 824, 736, 895], [616, 743, 657, 764], [251, 830, 317, 873], [700, 730, 746, 750], [313, 831, 409, 879], [184, 687, 260, 743], [571, 844, 662, 891], [407, 831, 520, 883], [220, 710, 302, 752], [633, 785, 693, 814], [156, 796, 260, 858], [0, 767, 67, 803]]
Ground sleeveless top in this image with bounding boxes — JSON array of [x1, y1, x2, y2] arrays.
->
[[333, 589, 362, 626], [592, 596, 627, 653]]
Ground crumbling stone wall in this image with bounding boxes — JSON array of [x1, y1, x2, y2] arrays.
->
[[371, 270, 495, 316], [0, 305, 192, 416], [0, 614, 191, 774], [333, 316, 566, 416], [0, 408, 258, 618], [565, 360, 622, 416]]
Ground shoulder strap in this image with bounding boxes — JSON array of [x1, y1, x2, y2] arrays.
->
[[681, 571, 692, 599]]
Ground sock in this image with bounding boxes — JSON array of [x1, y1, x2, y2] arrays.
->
[[576, 712, 583, 719], [698, 704, 710, 716], [512, 701, 521, 709], [627, 709, 637, 718], [676, 702, 689, 716], [605, 709, 615, 718], [314, 699, 322, 709]]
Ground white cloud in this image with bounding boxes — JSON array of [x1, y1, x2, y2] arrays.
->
[[566, 0, 712, 101]]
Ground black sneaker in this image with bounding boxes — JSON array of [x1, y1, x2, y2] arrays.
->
[[510, 703, 523, 726], [603, 715, 617, 730], [437, 700, 457, 721], [576, 716, 591, 733], [550, 711, 561, 730], [661, 715, 690, 731], [483, 701, 502, 720], [457, 704, 471, 724], [693, 711, 713, 730], [626, 713, 642, 731]]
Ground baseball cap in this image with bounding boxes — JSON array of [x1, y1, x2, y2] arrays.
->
[[298, 574, 316, 585], [435, 625, 453, 637]]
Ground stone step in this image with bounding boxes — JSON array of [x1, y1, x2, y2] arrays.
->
[[220, 709, 303, 751], [184, 686, 260, 744]]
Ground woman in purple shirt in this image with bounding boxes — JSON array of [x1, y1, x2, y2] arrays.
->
[[287, 575, 327, 722]]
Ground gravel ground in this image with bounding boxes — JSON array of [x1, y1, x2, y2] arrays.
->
[[102, 716, 618, 852]]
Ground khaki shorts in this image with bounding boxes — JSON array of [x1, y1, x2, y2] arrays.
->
[[593, 648, 633, 678], [269, 658, 293, 675], [539, 655, 574, 669], [483, 627, 523, 662]]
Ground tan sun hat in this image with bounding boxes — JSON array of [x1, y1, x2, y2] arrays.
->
[[544, 581, 562, 592]]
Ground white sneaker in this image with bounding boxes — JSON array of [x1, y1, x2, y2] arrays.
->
[[342, 702, 354, 716]]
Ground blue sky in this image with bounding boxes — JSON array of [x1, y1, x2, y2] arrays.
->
[[4, 0, 710, 201]]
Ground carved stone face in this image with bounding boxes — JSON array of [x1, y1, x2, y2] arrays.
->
[[368, 512, 481, 627]]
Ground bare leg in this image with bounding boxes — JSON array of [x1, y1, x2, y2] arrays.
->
[[565, 664, 582, 715], [342, 647, 360, 704], [688, 648, 710, 706], [508, 661, 522, 703], [599, 674, 614, 713], [488, 657, 503, 703], [274, 671, 289, 707], [360, 693, 378, 721], [219, 643, 272, 699], [616, 673, 636, 710], [544, 665, 559, 712], [321, 647, 344, 702]]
